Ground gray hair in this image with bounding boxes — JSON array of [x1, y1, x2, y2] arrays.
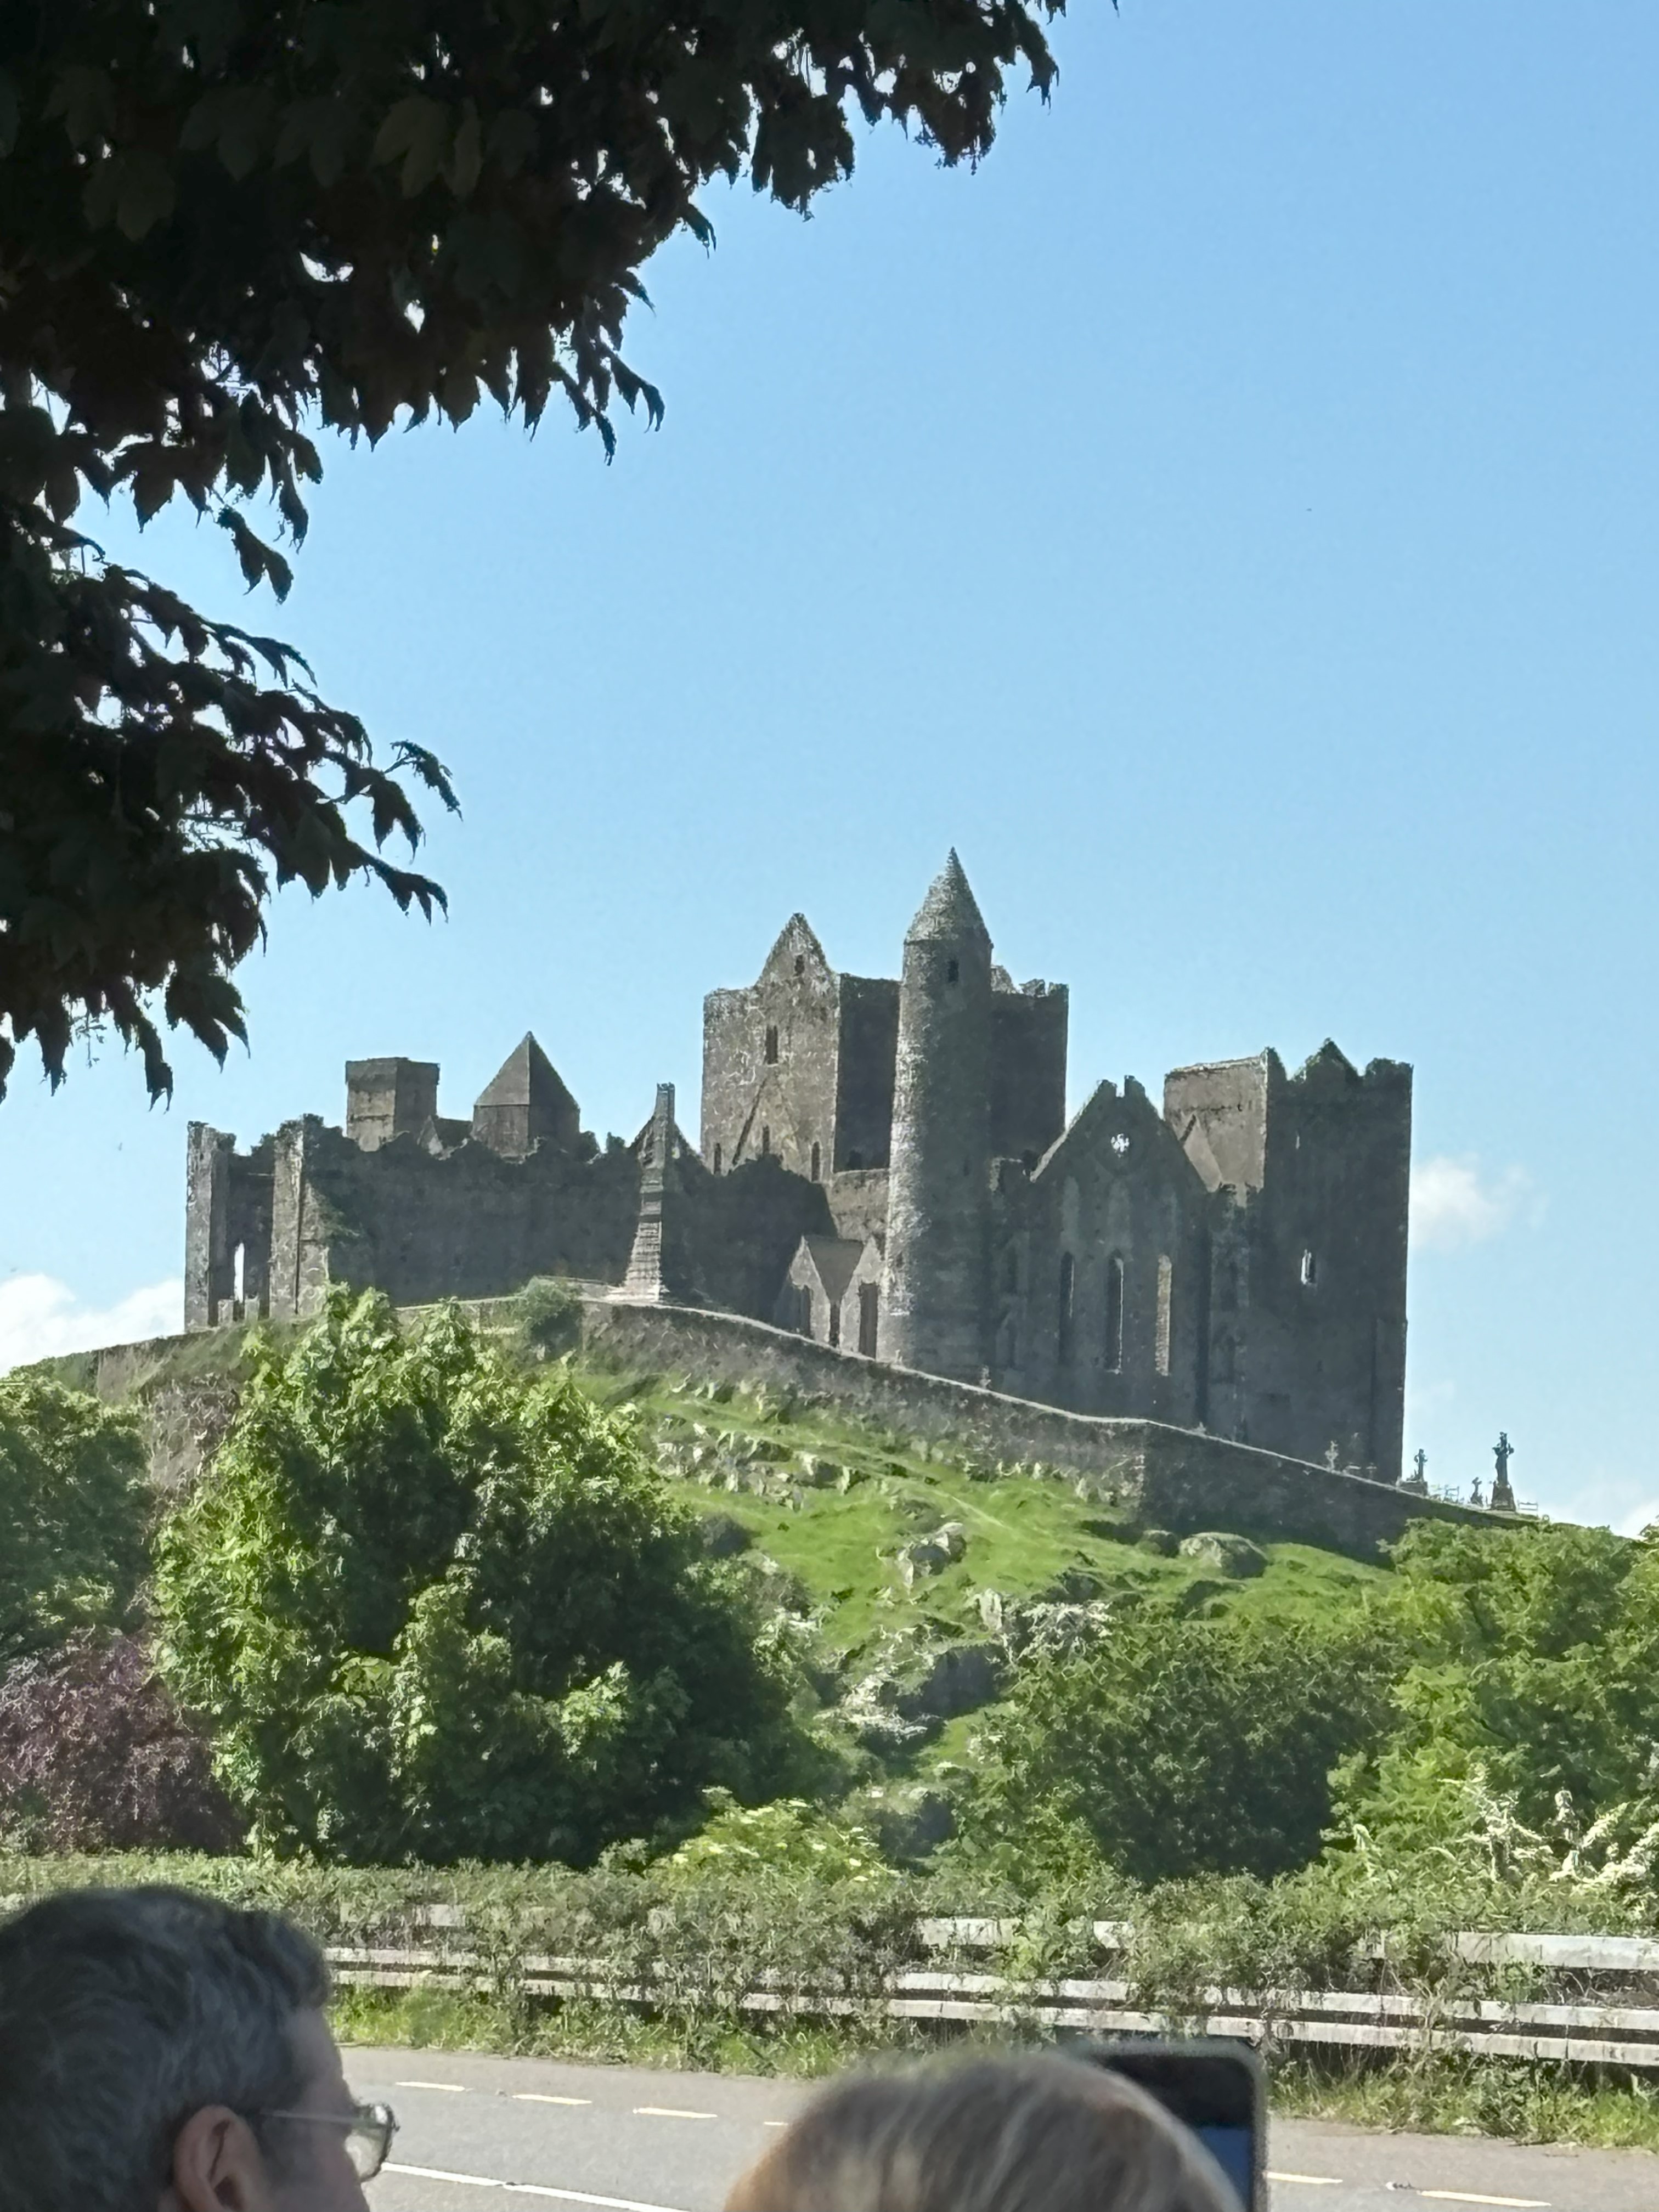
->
[[724, 2052, 1238, 2212], [0, 1884, 329, 2212]]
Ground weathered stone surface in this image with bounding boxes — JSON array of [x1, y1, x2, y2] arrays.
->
[[1178, 1531, 1268, 1579], [697, 1512, 752, 1559], [144, 1381, 239, 1494], [183, 857, 1411, 1494], [836, 1622, 1002, 1747], [793, 1451, 844, 1488], [1041, 1566, 1104, 1602], [838, 1670, 934, 1752], [975, 1589, 1009, 1638], [1137, 1526, 1179, 1555], [893, 1640, 1005, 1722], [1015, 1599, 1115, 1658], [973, 1588, 1114, 1659], [897, 1521, 968, 1588], [1176, 1578, 1229, 1617]]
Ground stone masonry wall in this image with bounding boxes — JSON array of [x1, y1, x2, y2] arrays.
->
[[580, 1299, 1499, 1559], [989, 984, 1069, 1164], [79, 1294, 1500, 1559]]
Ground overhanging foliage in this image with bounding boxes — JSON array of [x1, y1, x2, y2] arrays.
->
[[0, 0, 1063, 1098]]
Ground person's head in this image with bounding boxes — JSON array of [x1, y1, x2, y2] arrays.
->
[[0, 1884, 386, 2212], [724, 2052, 1238, 2212]]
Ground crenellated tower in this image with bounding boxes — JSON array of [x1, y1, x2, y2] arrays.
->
[[877, 852, 995, 1380]]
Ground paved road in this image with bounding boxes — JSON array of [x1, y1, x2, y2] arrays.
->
[[346, 2046, 1658, 2212]]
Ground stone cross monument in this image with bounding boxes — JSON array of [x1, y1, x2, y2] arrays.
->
[[1491, 1432, 1516, 1514]]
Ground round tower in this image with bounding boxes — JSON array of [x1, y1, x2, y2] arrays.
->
[[877, 851, 994, 1380]]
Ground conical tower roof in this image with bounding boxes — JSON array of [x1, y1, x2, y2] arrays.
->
[[472, 1034, 581, 1155], [475, 1034, 574, 1115], [905, 850, 991, 947]]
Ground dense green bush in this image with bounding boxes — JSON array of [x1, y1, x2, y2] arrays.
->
[[153, 1294, 805, 1864], [0, 1374, 148, 1667], [960, 1611, 1398, 1883], [1333, 1521, 1659, 1860]]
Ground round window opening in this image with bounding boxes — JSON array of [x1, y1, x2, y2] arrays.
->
[[1110, 1132, 1131, 1155]]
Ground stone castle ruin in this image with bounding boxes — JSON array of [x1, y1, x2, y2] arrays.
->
[[187, 854, 1412, 1477]]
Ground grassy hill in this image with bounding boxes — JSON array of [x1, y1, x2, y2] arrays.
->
[[24, 1293, 1395, 1809], [616, 1365, 1388, 1642]]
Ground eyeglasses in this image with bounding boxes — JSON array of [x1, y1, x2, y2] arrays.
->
[[258, 2100, 399, 2181]]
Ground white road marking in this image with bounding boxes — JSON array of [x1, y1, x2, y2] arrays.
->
[[1267, 2174, 1344, 2187], [397, 2080, 471, 2093], [1419, 2194, 1549, 2208], [631, 2106, 716, 2120], [512, 2095, 592, 2107], [385, 2159, 689, 2212]]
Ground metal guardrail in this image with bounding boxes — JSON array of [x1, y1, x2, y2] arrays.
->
[[328, 1916, 1659, 2073]]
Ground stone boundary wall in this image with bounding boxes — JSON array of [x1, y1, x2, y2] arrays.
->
[[580, 1297, 1499, 1557], [65, 1294, 1503, 1557]]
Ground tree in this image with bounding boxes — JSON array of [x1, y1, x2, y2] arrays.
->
[[1333, 1520, 1659, 1853], [966, 1611, 1397, 1884], [0, 1631, 241, 1853], [0, 0, 1062, 1100], [0, 1370, 150, 1668], [153, 1292, 802, 1863]]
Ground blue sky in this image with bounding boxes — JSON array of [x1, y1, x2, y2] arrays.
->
[[3, 3, 1656, 1531]]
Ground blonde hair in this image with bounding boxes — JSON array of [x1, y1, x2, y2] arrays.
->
[[724, 2052, 1238, 2212]]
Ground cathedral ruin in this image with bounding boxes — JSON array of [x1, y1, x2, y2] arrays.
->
[[186, 854, 1412, 1476]]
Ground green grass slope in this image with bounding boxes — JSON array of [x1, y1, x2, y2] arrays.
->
[[609, 1367, 1389, 1652], [21, 1293, 1393, 1802]]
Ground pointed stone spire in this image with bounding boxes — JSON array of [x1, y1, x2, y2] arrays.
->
[[471, 1034, 582, 1158], [906, 849, 991, 949]]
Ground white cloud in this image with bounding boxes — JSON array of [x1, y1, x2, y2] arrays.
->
[[1618, 1499, 1659, 1541], [1411, 1154, 1535, 1253], [0, 1273, 182, 1376]]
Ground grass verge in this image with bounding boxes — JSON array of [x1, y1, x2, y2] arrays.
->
[[332, 1990, 1659, 2151]]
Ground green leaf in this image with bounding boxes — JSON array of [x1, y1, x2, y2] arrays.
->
[[182, 87, 274, 179], [449, 101, 482, 197], [45, 64, 115, 150], [487, 110, 537, 177], [275, 97, 355, 190], [114, 150, 177, 241], [373, 95, 450, 197]]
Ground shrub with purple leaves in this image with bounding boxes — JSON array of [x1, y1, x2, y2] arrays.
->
[[0, 1633, 241, 1853]]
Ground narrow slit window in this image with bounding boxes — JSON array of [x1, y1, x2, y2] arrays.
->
[[761, 1124, 771, 1158], [827, 1300, 841, 1348], [1058, 1252, 1076, 1366], [764, 1024, 780, 1064], [1104, 1254, 1125, 1373], [1155, 1255, 1173, 1376], [946, 957, 960, 984], [810, 1141, 821, 1181], [1301, 1248, 1318, 1288], [712, 1142, 723, 1175], [858, 1280, 880, 1357]]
